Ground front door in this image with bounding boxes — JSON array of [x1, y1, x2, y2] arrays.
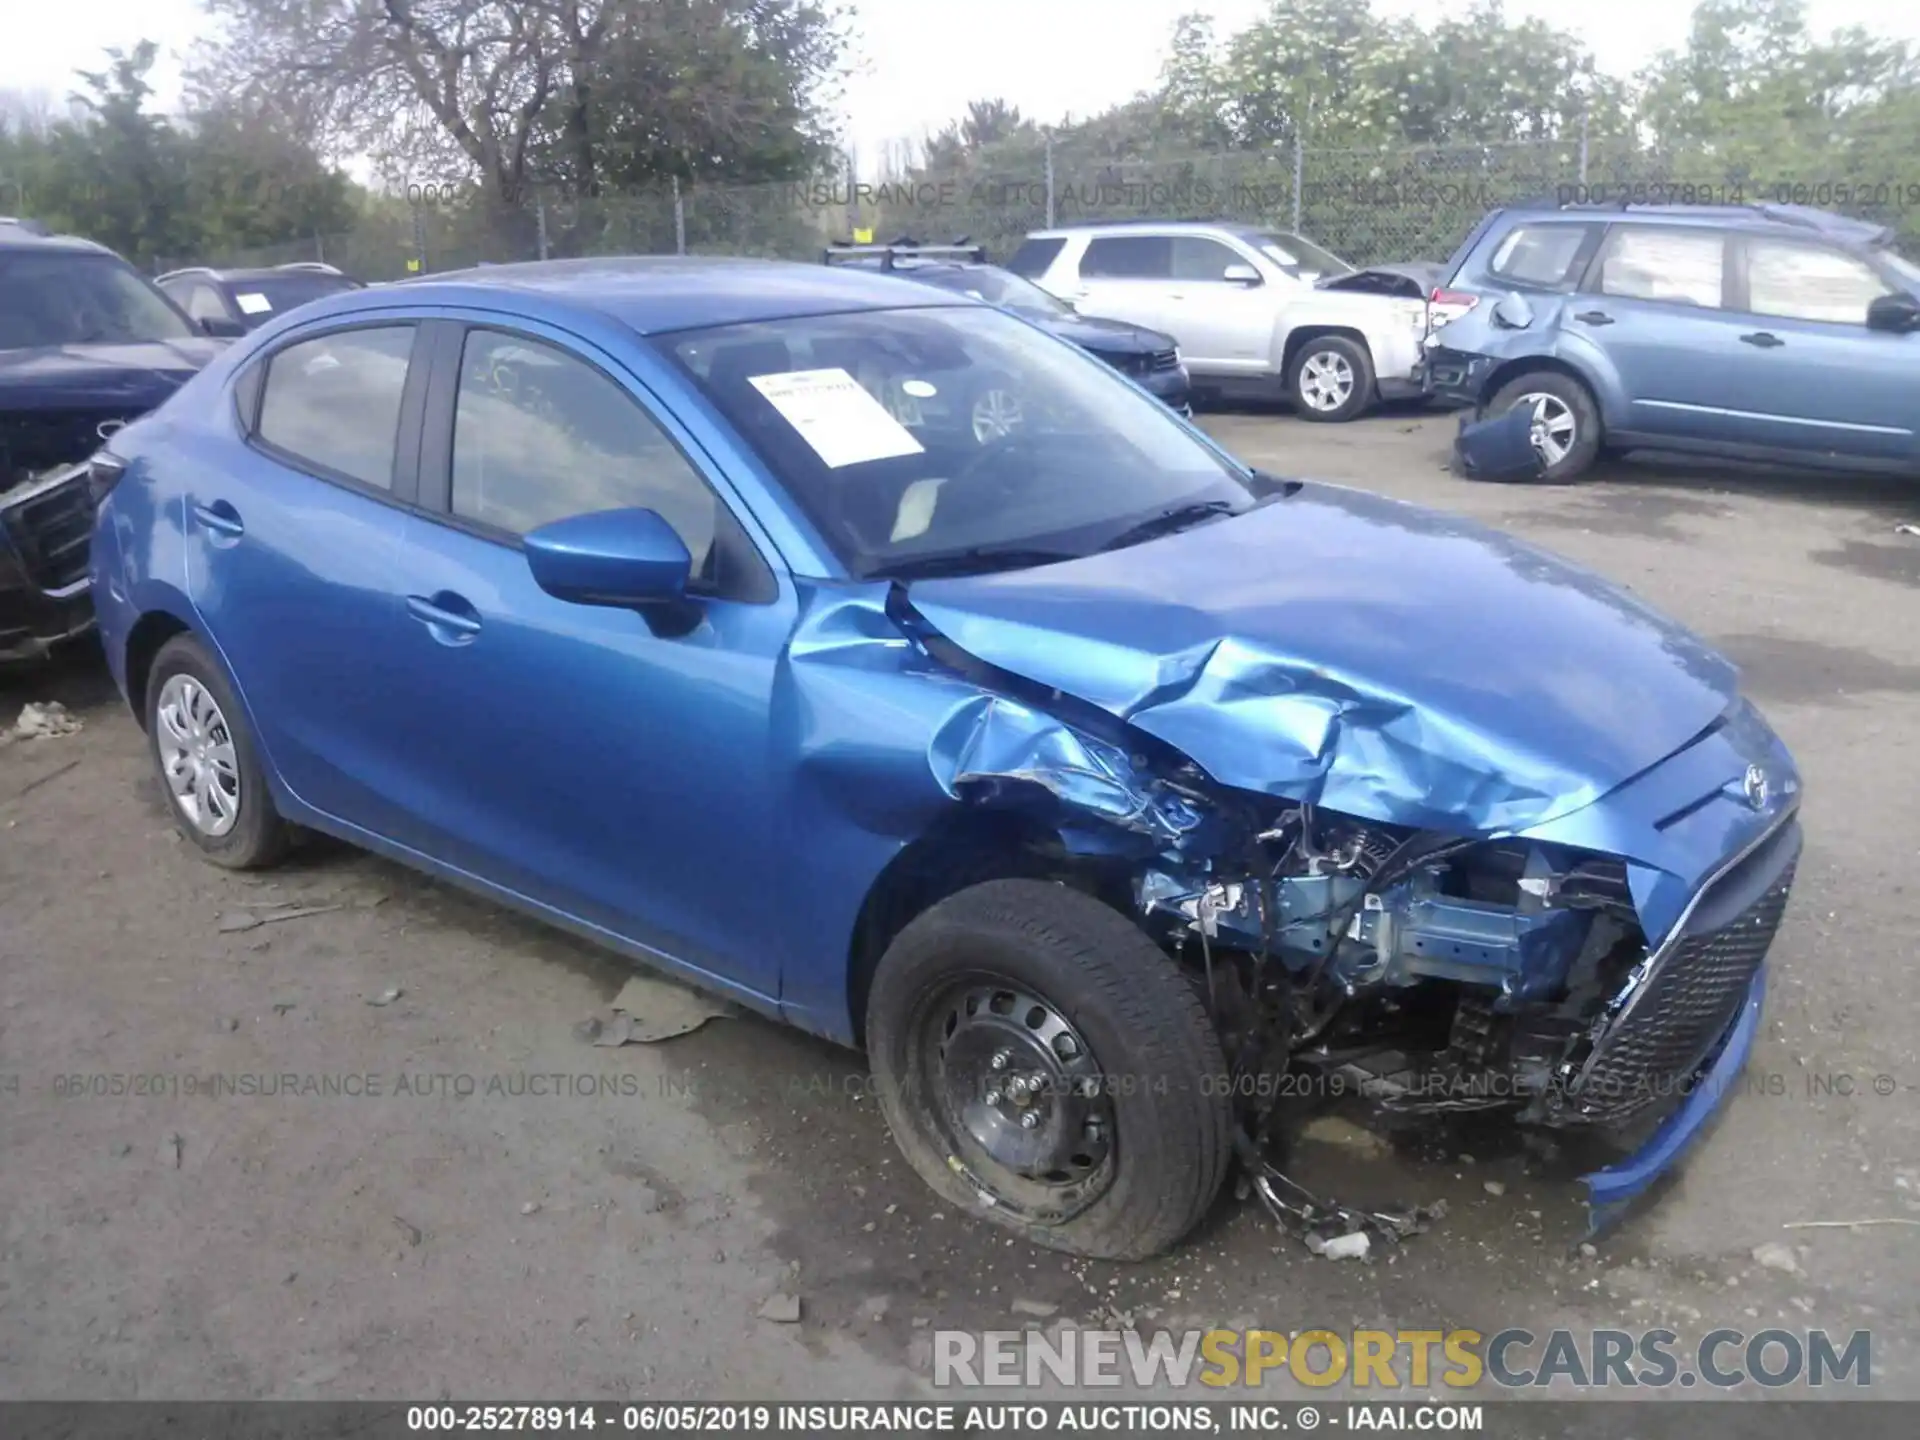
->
[[376, 321, 795, 996]]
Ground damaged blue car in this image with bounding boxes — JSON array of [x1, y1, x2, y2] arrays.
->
[[90, 258, 1800, 1259]]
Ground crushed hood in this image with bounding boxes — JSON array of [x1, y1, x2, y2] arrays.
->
[[0, 338, 224, 412], [905, 482, 1738, 834]]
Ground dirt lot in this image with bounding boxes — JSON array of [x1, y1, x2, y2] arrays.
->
[[3, 409, 1918, 1402]]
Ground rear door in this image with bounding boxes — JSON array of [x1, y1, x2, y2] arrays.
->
[[1717, 234, 1917, 460], [184, 320, 429, 832], [1573, 224, 1746, 442]]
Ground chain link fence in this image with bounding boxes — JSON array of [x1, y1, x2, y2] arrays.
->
[[165, 122, 1920, 279]]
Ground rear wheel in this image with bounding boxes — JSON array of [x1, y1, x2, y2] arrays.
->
[[866, 879, 1231, 1259], [1486, 370, 1602, 482], [147, 634, 291, 869], [1287, 335, 1375, 422]]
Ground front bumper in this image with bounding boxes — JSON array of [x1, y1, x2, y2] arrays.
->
[[0, 464, 96, 663], [1580, 964, 1765, 1231], [1138, 362, 1192, 413], [1423, 345, 1499, 407]]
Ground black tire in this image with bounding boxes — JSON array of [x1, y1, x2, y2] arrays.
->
[[146, 633, 291, 869], [1485, 370, 1602, 482], [866, 878, 1230, 1260], [1286, 334, 1375, 423]]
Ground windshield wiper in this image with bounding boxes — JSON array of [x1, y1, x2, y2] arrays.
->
[[869, 545, 1083, 581], [1097, 498, 1244, 554]]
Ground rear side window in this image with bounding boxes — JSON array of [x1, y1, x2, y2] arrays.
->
[[1487, 224, 1597, 289], [1593, 227, 1726, 308], [1007, 237, 1066, 278], [1081, 236, 1172, 279], [257, 325, 415, 488]]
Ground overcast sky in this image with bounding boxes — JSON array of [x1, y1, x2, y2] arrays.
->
[[5, 0, 1917, 173]]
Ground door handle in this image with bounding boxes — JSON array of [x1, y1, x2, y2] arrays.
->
[[1572, 310, 1614, 325], [190, 499, 244, 540], [1740, 331, 1785, 348], [405, 592, 483, 644]]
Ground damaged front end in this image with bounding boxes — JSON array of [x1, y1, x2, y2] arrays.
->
[[905, 594, 1800, 1250]]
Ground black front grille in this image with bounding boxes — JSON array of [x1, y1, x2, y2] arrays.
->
[[1561, 844, 1796, 1125], [1148, 348, 1180, 371], [1, 469, 95, 590]]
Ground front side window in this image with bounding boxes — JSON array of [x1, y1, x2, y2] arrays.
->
[[656, 305, 1258, 579], [1171, 237, 1251, 281], [1594, 227, 1726, 308], [1744, 240, 1893, 324], [1081, 236, 1172, 279], [451, 330, 719, 570], [0, 253, 196, 349], [257, 325, 415, 489]]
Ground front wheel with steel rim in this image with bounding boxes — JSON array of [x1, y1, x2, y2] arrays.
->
[[145, 633, 291, 868], [1286, 334, 1375, 423], [866, 878, 1231, 1260], [1486, 370, 1601, 482]]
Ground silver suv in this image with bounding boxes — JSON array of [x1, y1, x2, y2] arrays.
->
[[1009, 221, 1434, 421]]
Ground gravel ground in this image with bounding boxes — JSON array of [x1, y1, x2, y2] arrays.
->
[[2, 408, 1916, 1402]]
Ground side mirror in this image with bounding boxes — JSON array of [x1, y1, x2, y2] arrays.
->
[[199, 315, 247, 338], [1221, 263, 1263, 287], [1866, 292, 1920, 333], [1491, 293, 1534, 330], [524, 508, 691, 607]]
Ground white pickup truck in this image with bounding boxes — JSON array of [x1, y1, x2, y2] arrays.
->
[[1009, 221, 1452, 422]]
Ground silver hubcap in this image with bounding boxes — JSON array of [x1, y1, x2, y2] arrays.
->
[[1514, 392, 1577, 467], [156, 674, 241, 837], [971, 389, 1023, 443], [1298, 350, 1355, 411]]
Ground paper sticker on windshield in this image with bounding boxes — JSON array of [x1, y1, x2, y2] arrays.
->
[[234, 292, 273, 315], [749, 368, 924, 468]]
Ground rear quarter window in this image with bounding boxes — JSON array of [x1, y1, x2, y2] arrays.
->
[[1007, 237, 1067, 279], [1487, 223, 1602, 290]]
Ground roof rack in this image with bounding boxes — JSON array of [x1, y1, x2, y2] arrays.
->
[[277, 261, 343, 274], [823, 236, 986, 271], [154, 266, 215, 282], [0, 216, 53, 236]]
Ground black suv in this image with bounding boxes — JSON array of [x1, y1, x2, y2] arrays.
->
[[155, 262, 364, 335], [1, 219, 227, 662]]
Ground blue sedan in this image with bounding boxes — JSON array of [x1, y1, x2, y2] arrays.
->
[[90, 258, 1801, 1258]]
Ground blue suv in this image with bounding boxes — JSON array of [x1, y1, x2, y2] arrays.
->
[[1425, 203, 1920, 482]]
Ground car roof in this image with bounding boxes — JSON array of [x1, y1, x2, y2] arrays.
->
[[1021, 220, 1283, 240], [1495, 202, 1891, 247], [330, 256, 969, 334], [0, 221, 116, 257]]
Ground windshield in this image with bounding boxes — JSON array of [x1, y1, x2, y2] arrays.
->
[[228, 273, 361, 327], [906, 265, 1073, 319], [656, 306, 1256, 578], [1254, 231, 1353, 280], [0, 252, 196, 348]]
